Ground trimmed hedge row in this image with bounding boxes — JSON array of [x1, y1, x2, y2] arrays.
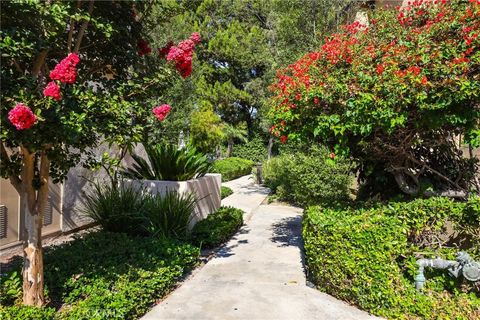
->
[[263, 146, 353, 206], [191, 206, 244, 248], [212, 157, 254, 181], [303, 197, 480, 319], [0, 232, 199, 320]]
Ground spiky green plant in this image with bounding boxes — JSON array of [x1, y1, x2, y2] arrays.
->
[[142, 191, 197, 239], [80, 182, 148, 235], [122, 144, 212, 181]]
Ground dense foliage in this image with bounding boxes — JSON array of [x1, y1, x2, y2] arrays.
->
[[189, 106, 225, 154], [122, 143, 211, 181], [269, 0, 480, 197], [232, 136, 268, 163], [221, 186, 234, 199], [149, 0, 361, 141], [263, 146, 352, 206], [0, 232, 199, 319], [191, 206, 244, 248], [81, 183, 196, 239], [303, 196, 480, 319], [212, 157, 254, 181]]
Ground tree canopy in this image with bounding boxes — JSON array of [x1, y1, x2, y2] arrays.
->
[[269, 0, 480, 197]]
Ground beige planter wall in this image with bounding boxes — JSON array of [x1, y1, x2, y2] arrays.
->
[[123, 174, 221, 229]]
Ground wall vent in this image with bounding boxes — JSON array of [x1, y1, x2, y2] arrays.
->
[[43, 198, 53, 226], [0, 205, 7, 239]]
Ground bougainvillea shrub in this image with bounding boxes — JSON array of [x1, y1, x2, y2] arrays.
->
[[269, 0, 480, 197]]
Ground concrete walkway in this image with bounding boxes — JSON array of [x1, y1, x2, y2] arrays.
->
[[142, 175, 379, 320]]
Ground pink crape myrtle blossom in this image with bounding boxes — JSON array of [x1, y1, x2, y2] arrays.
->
[[190, 32, 201, 44], [152, 104, 171, 121], [8, 103, 37, 130], [165, 32, 201, 78], [50, 53, 80, 84], [43, 81, 61, 101]]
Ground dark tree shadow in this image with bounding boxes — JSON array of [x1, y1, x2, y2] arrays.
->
[[211, 226, 251, 258], [271, 215, 303, 247], [270, 214, 306, 272]]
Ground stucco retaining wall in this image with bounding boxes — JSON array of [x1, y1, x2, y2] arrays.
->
[[123, 174, 221, 229]]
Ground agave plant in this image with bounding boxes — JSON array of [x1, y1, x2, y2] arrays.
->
[[122, 143, 212, 181]]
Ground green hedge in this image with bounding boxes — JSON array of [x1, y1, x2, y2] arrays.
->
[[191, 206, 244, 248], [303, 197, 480, 319], [263, 146, 353, 206], [212, 157, 254, 181], [232, 136, 267, 163], [221, 186, 233, 199], [0, 232, 199, 320]]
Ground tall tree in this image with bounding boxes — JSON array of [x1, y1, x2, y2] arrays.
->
[[0, 0, 192, 305]]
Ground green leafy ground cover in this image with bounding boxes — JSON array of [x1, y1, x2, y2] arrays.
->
[[0, 232, 199, 320], [303, 197, 480, 319]]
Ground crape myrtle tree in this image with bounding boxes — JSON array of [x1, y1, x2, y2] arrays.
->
[[0, 0, 201, 306], [269, 0, 480, 198]]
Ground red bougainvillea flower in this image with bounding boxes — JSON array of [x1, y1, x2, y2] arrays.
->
[[137, 39, 152, 56], [152, 104, 171, 121], [280, 135, 288, 144], [421, 75, 428, 84], [8, 103, 37, 130], [376, 64, 385, 75], [190, 32, 201, 44], [43, 81, 61, 101], [50, 53, 80, 84]]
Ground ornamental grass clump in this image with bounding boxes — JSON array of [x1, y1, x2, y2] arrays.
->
[[81, 182, 197, 238]]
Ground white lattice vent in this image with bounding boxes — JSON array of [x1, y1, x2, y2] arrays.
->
[[43, 198, 53, 226], [0, 205, 7, 239]]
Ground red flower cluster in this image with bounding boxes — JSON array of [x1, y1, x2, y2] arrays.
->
[[137, 39, 152, 56], [8, 103, 37, 130], [50, 53, 80, 84], [43, 81, 61, 101], [280, 135, 288, 144], [321, 33, 358, 65], [166, 33, 201, 78], [158, 41, 174, 58], [376, 64, 385, 75], [152, 104, 171, 121]]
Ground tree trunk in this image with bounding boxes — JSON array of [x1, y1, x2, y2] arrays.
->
[[227, 139, 233, 157], [267, 137, 273, 159], [22, 202, 44, 306], [21, 148, 50, 306]]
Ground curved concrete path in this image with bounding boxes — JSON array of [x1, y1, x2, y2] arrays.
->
[[142, 175, 379, 320]]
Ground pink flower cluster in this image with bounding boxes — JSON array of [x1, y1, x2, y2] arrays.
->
[[8, 103, 37, 130], [137, 39, 152, 56], [165, 33, 201, 78], [152, 104, 171, 121], [50, 53, 80, 84], [43, 81, 61, 101], [158, 41, 174, 59]]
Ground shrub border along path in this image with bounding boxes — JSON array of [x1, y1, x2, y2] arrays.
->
[[142, 175, 378, 320]]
